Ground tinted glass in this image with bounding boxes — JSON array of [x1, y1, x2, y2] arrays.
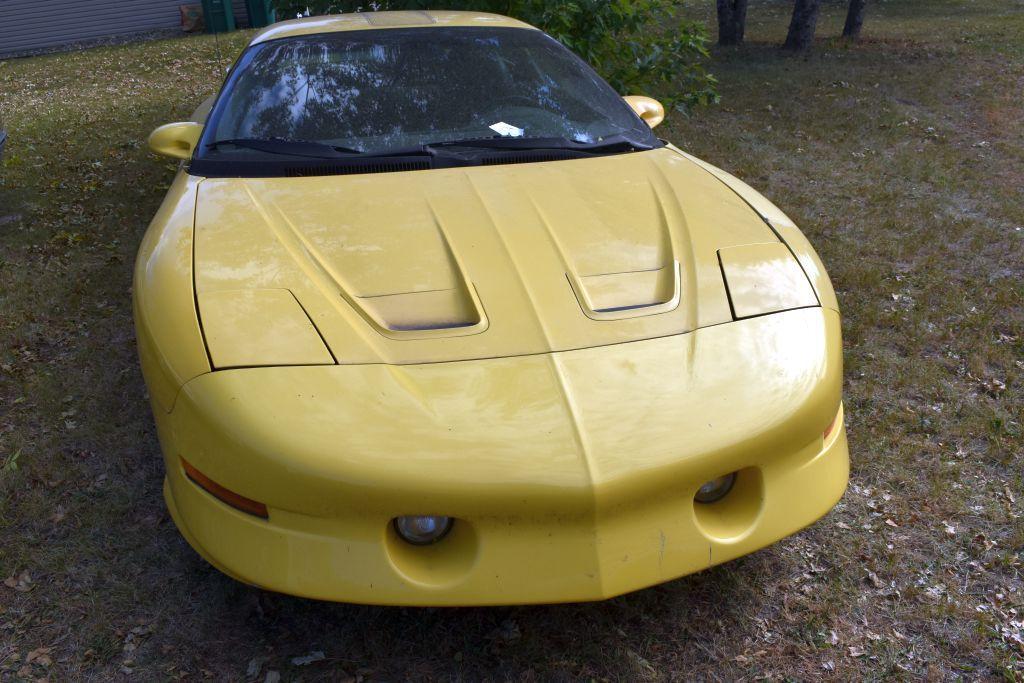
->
[[199, 26, 657, 159]]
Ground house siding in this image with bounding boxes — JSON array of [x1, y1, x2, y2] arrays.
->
[[0, 0, 189, 58], [232, 0, 249, 27]]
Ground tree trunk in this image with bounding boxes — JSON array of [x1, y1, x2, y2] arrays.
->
[[783, 0, 822, 51], [734, 0, 749, 42], [843, 0, 866, 39], [716, 0, 750, 46]]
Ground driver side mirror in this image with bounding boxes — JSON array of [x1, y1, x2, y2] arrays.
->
[[623, 95, 665, 129], [148, 121, 204, 160]]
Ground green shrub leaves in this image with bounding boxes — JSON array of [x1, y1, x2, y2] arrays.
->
[[270, 0, 718, 112]]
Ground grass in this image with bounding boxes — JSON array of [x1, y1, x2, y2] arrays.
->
[[1, 0, 1022, 679]]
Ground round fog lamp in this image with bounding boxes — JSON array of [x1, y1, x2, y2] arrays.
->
[[694, 473, 737, 504], [393, 515, 453, 545]]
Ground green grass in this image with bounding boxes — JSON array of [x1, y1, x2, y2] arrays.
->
[[1, 1, 1022, 679]]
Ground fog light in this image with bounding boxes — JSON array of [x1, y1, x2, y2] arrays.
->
[[393, 515, 453, 545], [694, 472, 737, 504]]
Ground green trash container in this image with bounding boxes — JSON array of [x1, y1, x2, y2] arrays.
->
[[201, 0, 236, 33], [244, 0, 276, 28]]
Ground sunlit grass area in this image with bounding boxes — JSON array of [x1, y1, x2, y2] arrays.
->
[[1, 0, 1021, 679]]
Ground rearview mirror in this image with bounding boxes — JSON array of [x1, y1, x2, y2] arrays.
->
[[623, 95, 665, 129], [148, 121, 204, 160]]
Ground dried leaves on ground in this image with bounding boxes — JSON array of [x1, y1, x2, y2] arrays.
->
[[0, 0, 1021, 680]]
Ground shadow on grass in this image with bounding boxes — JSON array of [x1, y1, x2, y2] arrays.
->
[[158, 545, 769, 678]]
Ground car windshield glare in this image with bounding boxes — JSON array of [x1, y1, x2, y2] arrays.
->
[[199, 27, 659, 162]]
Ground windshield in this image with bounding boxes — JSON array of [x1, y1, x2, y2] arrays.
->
[[195, 26, 659, 168]]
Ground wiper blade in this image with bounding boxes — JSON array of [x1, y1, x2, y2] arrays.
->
[[210, 138, 443, 161], [207, 137, 364, 158], [203, 134, 656, 167], [423, 134, 655, 154]]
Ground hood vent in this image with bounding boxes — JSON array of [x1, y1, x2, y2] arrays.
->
[[285, 159, 431, 177], [479, 150, 598, 166], [569, 262, 682, 321]]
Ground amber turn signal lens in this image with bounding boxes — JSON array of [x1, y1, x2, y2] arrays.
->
[[824, 412, 841, 440], [181, 458, 268, 518]]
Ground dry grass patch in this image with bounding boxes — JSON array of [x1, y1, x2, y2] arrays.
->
[[1, 1, 1021, 680]]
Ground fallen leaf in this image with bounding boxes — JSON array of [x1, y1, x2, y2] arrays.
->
[[866, 571, 885, 589], [291, 651, 325, 666], [246, 657, 264, 678], [981, 377, 1006, 396], [4, 571, 33, 592], [27, 647, 53, 667]]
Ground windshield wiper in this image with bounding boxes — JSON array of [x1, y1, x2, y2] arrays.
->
[[207, 137, 365, 158], [203, 134, 655, 165], [422, 134, 656, 154], [208, 137, 445, 161], [333, 134, 654, 162]]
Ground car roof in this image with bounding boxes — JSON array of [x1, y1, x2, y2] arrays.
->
[[250, 10, 536, 45]]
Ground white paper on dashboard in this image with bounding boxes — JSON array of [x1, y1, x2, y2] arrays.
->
[[488, 121, 525, 137]]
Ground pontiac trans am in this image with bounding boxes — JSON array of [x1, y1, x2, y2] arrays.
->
[[136, 10, 849, 605]]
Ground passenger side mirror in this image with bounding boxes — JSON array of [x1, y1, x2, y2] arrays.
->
[[148, 121, 204, 160], [623, 95, 665, 129]]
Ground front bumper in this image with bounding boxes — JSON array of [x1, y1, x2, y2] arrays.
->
[[153, 307, 849, 605]]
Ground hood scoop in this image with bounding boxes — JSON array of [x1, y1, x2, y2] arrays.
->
[[525, 169, 683, 321], [356, 285, 486, 334], [569, 261, 681, 320], [240, 185, 488, 339]]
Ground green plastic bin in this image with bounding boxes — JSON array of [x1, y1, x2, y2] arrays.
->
[[244, 0, 276, 28], [201, 0, 236, 33]]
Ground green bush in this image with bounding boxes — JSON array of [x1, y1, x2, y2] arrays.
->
[[270, 0, 717, 113]]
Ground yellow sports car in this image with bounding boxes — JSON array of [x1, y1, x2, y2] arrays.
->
[[136, 10, 848, 606]]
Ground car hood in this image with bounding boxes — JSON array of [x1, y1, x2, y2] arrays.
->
[[192, 147, 794, 367]]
